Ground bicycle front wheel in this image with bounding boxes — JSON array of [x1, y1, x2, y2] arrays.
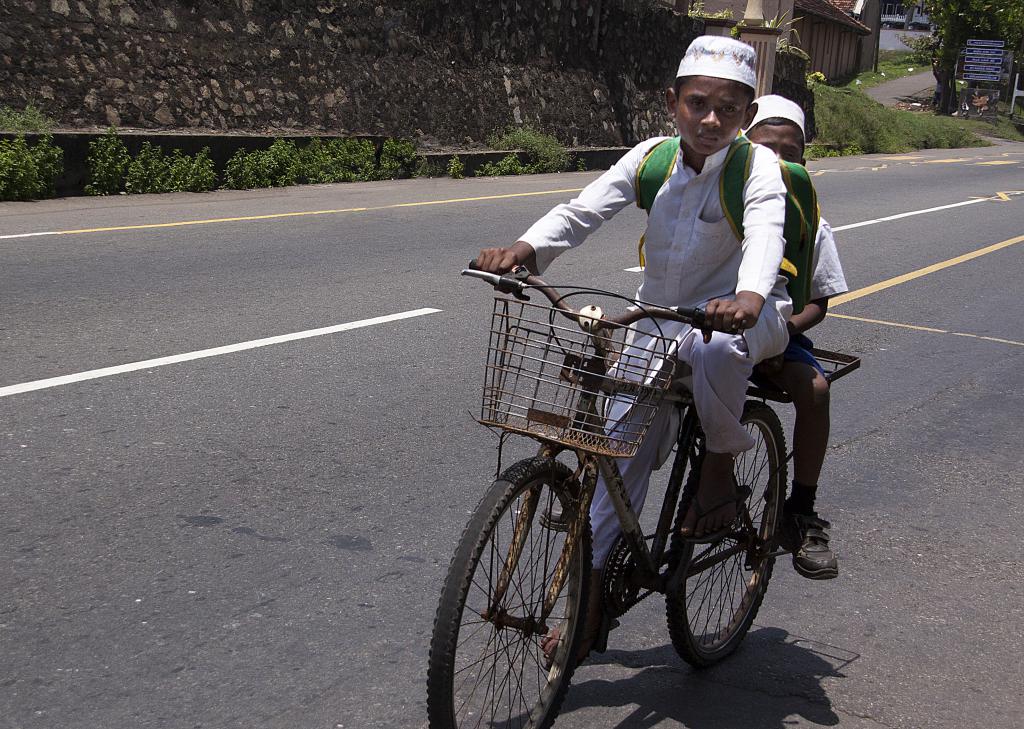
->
[[426, 456, 591, 729], [665, 400, 787, 667]]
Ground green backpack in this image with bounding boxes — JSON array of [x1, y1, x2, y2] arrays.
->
[[635, 134, 819, 314]]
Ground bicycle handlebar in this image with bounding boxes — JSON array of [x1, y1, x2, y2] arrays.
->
[[462, 261, 708, 330]]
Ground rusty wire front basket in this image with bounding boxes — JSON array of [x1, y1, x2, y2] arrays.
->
[[480, 295, 675, 457]]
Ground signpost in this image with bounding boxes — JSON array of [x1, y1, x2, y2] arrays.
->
[[958, 39, 1007, 82], [955, 40, 1011, 120]]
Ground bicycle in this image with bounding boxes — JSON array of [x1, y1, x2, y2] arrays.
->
[[427, 266, 859, 729]]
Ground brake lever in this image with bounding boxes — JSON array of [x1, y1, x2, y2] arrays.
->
[[508, 265, 531, 300], [465, 261, 531, 299], [496, 273, 530, 301]]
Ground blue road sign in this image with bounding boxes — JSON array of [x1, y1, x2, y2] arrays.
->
[[967, 39, 1005, 48], [963, 73, 1001, 81], [964, 49, 1005, 58], [964, 65, 1002, 73]]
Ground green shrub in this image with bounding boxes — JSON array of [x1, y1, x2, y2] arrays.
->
[[486, 125, 570, 173], [224, 148, 270, 189], [224, 140, 292, 188], [0, 104, 54, 133], [475, 153, 528, 177], [0, 134, 63, 201], [85, 128, 130, 195], [167, 147, 217, 192], [377, 138, 418, 179], [447, 155, 465, 179], [30, 134, 62, 197], [263, 139, 300, 186], [125, 142, 171, 194], [224, 137, 387, 187], [295, 138, 377, 183]]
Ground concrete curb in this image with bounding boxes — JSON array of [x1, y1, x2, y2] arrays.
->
[[0, 131, 629, 198]]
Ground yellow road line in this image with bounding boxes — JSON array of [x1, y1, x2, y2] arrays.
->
[[974, 160, 1019, 166], [828, 312, 1024, 347], [826, 313, 948, 333], [28, 187, 587, 237], [922, 158, 970, 164], [830, 233, 1024, 306], [950, 332, 1024, 346]]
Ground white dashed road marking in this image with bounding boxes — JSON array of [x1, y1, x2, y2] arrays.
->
[[0, 308, 442, 398]]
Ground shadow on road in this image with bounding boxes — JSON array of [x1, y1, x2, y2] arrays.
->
[[560, 626, 859, 728]]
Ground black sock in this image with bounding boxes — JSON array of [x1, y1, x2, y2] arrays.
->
[[786, 481, 817, 515]]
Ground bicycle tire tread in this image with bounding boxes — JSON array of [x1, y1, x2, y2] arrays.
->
[[664, 400, 787, 668], [426, 456, 590, 729]]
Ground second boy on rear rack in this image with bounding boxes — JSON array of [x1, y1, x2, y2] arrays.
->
[[745, 95, 849, 580], [476, 35, 793, 662]]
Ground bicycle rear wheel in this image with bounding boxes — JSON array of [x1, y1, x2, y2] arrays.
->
[[665, 400, 786, 667], [427, 456, 591, 729]]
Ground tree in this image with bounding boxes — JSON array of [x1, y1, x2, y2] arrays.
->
[[925, 0, 1024, 113]]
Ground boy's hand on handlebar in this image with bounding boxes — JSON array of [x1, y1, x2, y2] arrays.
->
[[475, 241, 537, 274], [701, 292, 764, 343]]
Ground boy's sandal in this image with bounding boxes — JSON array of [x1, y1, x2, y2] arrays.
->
[[679, 478, 750, 544]]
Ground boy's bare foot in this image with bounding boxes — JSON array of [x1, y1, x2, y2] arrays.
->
[[679, 451, 739, 539], [541, 569, 604, 668]]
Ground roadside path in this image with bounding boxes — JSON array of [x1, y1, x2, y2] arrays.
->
[[865, 69, 935, 105]]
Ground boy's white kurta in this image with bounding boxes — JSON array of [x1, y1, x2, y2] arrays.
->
[[810, 218, 849, 299], [519, 137, 792, 568]]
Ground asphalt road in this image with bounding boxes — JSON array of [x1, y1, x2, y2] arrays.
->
[[2, 141, 1023, 729]]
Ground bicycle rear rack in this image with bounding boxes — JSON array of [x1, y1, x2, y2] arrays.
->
[[747, 348, 861, 404]]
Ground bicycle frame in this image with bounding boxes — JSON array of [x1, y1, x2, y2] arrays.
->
[[485, 361, 702, 628]]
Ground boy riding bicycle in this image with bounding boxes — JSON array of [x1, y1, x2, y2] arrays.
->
[[476, 35, 791, 660], [744, 95, 848, 580]]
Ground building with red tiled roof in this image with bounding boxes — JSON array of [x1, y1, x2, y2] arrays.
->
[[795, 0, 872, 34], [793, 0, 878, 80], [692, 0, 883, 79]]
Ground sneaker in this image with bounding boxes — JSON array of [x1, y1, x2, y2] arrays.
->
[[780, 509, 838, 580]]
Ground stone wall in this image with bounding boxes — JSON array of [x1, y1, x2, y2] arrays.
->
[[2, 1, 812, 147], [3, 0, 707, 147], [772, 49, 814, 139]]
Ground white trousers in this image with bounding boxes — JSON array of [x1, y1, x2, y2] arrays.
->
[[590, 309, 788, 569]]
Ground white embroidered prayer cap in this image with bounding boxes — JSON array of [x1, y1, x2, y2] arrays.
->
[[676, 35, 758, 90], [747, 94, 806, 138]]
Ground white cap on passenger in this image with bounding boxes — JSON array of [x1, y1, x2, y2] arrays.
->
[[676, 35, 758, 90], [747, 94, 806, 139]]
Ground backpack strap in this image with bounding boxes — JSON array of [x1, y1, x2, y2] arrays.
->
[[719, 135, 754, 244], [778, 159, 819, 312], [634, 137, 679, 266], [719, 136, 820, 314], [636, 137, 680, 212], [722, 136, 801, 275]]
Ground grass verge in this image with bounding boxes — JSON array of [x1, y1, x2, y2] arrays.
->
[[842, 51, 925, 90], [808, 84, 992, 157], [0, 104, 55, 133]]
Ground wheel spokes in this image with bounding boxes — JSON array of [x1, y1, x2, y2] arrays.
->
[[451, 479, 580, 728], [684, 416, 779, 652]]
